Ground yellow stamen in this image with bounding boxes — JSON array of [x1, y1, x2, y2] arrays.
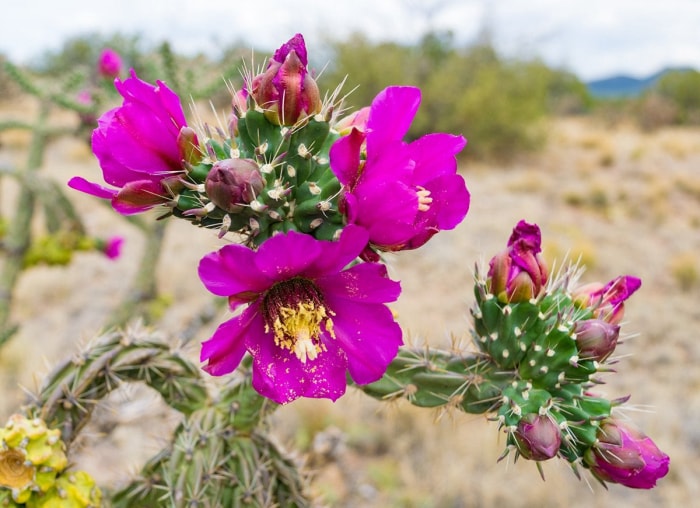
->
[[266, 301, 335, 363], [416, 186, 432, 212]]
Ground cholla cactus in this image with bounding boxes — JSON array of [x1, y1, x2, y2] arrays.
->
[[55, 30, 669, 502], [361, 220, 669, 489], [112, 390, 310, 507]]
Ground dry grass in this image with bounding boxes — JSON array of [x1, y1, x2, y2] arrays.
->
[[2, 113, 699, 507]]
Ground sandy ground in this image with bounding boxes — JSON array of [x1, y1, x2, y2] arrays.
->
[[1, 100, 698, 507]]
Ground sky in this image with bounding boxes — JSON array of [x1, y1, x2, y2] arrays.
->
[[2, 0, 700, 81]]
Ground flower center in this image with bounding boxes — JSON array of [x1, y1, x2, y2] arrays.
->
[[416, 186, 432, 212], [262, 278, 335, 363], [0, 449, 34, 489]]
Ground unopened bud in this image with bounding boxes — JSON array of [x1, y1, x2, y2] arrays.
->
[[513, 414, 561, 461], [251, 33, 322, 125], [334, 107, 370, 135], [97, 48, 122, 78], [205, 159, 264, 213], [487, 221, 548, 303], [573, 319, 620, 362], [177, 126, 201, 165]]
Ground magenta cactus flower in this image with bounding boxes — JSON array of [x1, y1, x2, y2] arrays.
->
[[197, 225, 403, 404], [487, 220, 548, 302], [251, 33, 322, 126], [585, 418, 670, 489], [97, 48, 122, 79], [68, 70, 196, 214], [329, 86, 469, 255], [574, 275, 642, 325]]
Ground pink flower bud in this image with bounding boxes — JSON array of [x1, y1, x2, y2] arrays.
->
[[102, 236, 124, 260], [335, 107, 370, 135], [229, 89, 249, 136], [573, 319, 621, 362], [205, 159, 264, 213], [251, 33, 322, 125], [574, 275, 641, 324], [98, 48, 122, 79], [585, 418, 669, 489], [177, 126, 201, 165], [513, 414, 561, 461], [487, 220, 548, 303]]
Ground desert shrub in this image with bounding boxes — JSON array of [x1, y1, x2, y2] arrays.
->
[[652, 69, 700, 125], [670, 252, 699, 292], [318, 32, 589, 162], [0, 54, 22, 102], [634, 92, 679, 131]]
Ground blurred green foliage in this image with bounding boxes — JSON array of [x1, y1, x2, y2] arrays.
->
[[317, 32, 591, 161], [654, 69, 700, 124], [27, 32, 263, 105], [595, 69, 700, 131], [17, 30, 593, 162]]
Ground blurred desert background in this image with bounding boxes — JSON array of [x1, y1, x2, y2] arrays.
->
[[1, 20, 700, 508]]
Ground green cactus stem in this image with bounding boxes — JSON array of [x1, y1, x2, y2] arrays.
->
[[22, 327, 210, 446], [359, 346, 511, 414], [111, 363, 309, 508]]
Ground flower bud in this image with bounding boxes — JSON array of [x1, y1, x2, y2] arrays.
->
[[97, 48, 122, 79], [487, 220, 548, 303], [229, 89, 249, 136], [100, 235, 125, 260], [573, 275, 641, 325], [573, 319, 620, 362], [177, 126, 201, 165], [513, 414, 561, 461], [334, 107, 370, 135], [585, 418, 669, 489], [205, 159, 264, 213], [251, 33, 322, 125]]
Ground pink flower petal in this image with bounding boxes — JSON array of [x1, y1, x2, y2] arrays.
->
[[67, 176, 117, 200], [366, 86, 421, 153], [198, 244, 271, 297], [249, 329, 348, 404], [200, 307, 258, 376], [326, 296, 403, 384], [317, 262, 401, 304], [329, 128, 365, 187], [254, 230, 322, 281]]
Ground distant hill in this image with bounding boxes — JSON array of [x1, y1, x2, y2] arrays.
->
[[586, 67, 695, 98]]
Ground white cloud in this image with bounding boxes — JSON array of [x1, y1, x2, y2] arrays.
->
[[2, 0, 699, 80]]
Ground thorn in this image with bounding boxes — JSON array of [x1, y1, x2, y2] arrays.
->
[[536, 461, 546, 481]]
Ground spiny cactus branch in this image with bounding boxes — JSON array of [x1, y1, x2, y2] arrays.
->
[[22, 327, 210, 445]]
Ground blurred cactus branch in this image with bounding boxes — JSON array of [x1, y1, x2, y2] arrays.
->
[[3, 60, 94, 115], [106, 220, 168, 328], [0, 166, 86, 234], [0, 99, 50, 345]]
